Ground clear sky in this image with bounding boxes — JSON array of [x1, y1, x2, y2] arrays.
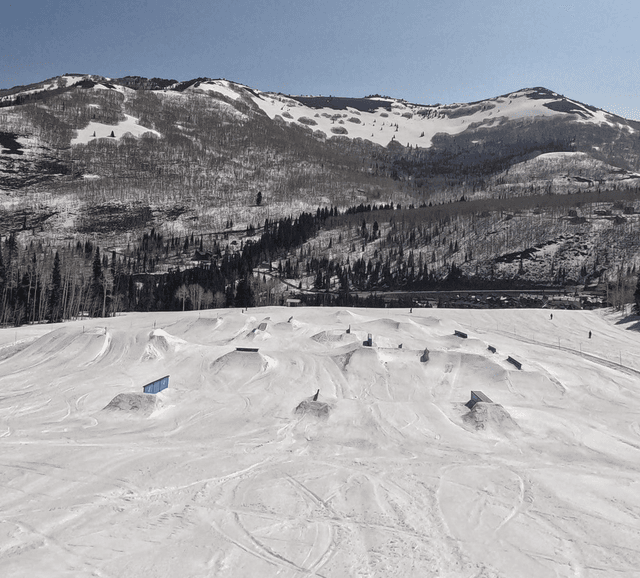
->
[[2, 0, 639, 119]]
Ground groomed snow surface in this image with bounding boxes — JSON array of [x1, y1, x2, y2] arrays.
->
[[1, 307, 639, 577]]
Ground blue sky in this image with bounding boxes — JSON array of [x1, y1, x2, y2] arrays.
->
[[2, 0, 639, 119]]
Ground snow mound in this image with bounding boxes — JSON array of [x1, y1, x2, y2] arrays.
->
[[462, 402, 519, 434], [312, 330, 351, 344], [141, 343, 164, 360], [210, 349, 266, 385], [102, 393, 161, 417], [150, 329, 186, 349], [362, 318, 402, 332], [248, 328, 272, 341], [335, 346, 378, 371], [351, 345, 379, 362], [294, 400, 332, 418], [187, 317, 223, 330], [16, 326, 110, 367], [413, 316, 442, 328], [330, 309, 365, 323], [142, 329, 186, 360]]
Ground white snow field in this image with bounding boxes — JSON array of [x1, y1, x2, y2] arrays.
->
[[71, 114, 161, 145], [181, 80, 628, 149], [1, 307, 639, 577]]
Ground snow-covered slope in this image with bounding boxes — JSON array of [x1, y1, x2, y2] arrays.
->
[[3, 74, 640, 239], [484, 150, 640, 197], [1, 307, 639, 577], [0, 74, 94, 104], [245, 85, 632, 148], [71, 113, 161, 145], [167, 79, 632, 149], [163, 79, 638, 149], [2, 75, 636, 152]]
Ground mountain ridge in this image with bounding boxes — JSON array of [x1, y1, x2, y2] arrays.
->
[[1, 73, 640, 320], [2, 73, 637, 123], [2, 73, 639, 201]]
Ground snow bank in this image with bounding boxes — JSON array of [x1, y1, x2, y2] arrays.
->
[[461, 401, 520, 434], [102, 392, 162, 416]]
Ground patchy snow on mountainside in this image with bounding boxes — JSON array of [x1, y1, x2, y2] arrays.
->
[[492, 151, 640, 190], [246, 86, 623, 148], [2, 76, 635, 155], [1, 306, 639, 577], [188, 79, 243, 101], [72, 113, 161, 145]]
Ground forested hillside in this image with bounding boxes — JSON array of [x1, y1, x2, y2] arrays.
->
[[1, 74, 640, 324]]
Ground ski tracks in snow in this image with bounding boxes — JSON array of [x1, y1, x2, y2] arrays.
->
[[193, 452, 470, 577]]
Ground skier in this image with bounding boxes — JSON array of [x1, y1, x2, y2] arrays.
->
[[589, 331, 592, 339], [550, 313, 553, 320]]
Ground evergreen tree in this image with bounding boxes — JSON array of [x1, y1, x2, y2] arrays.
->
[[0, 244, 5, 297], [256, 191, 262, 206], [5, 233, 16, 289], [337, 268, 351, 305], [235, 277, 254, 308], [91, 247, 104, 316], [634, 273, 640, 314], [92, 247, 102, 284], [225, 285, 235, 308], [48, 252, 62, 322]]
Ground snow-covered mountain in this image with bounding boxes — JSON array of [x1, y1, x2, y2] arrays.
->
[[1, 306, 639, 577], [3, 75, 636, 150], [2, 74, 640, 211], [250, 84, 633, 148], [2, 73, 640, 297], [2, 75, 639, 210]]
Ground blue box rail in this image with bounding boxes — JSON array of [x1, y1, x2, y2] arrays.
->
[[143, 375, 169, 394], [465, 390, 493, 409]]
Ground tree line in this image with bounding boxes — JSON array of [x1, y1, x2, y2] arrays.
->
[[0, 208, 335, 326], [2, 190, 640, 326]]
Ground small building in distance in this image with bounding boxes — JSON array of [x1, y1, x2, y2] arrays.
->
[[286, 298, 302, 307], [465, 390, 493, 410], [143, 375, 169, 394]]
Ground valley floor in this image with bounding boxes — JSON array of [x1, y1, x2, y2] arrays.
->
[[0, 306, 639, 577]]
